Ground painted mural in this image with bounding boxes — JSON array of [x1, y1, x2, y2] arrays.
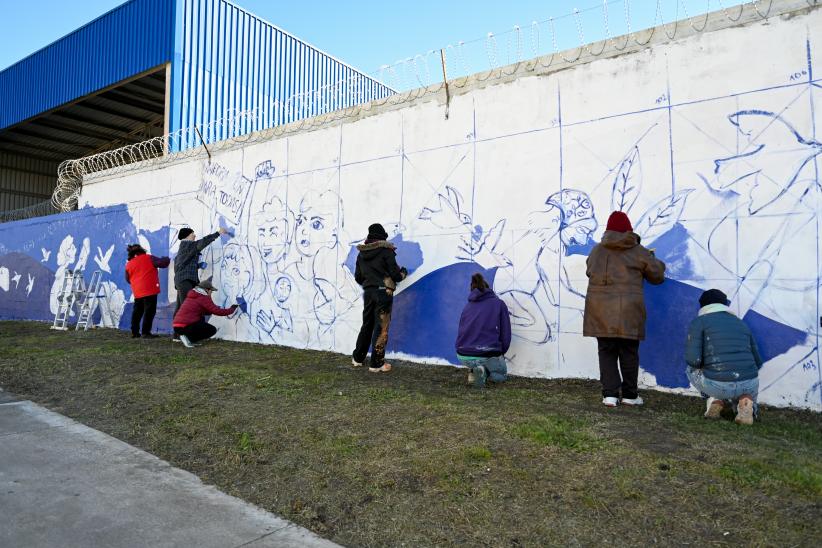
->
[[0, 205, 171, 330], [2, 10, 821, 410]]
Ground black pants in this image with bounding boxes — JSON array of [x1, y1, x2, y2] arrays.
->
[[174, 279, 196, 316], [174, 320, 217, 343], [353, 288, 393, 368], [131, 294, 158, 336], [597, 337, 640, 399]]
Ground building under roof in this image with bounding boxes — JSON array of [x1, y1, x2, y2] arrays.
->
[[0, 0, 393, 214]]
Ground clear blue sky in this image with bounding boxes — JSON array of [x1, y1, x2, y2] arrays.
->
[[0, 0, 717, 78]]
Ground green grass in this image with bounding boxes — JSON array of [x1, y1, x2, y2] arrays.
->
[[718, 457, 822, 497], [462, 445, 492, 462], [236, 431, 255, 453], [513, 415, 604, 452], [1, 321, 820, 547]]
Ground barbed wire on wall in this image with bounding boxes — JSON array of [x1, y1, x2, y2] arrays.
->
[[369, 0, 818, 87], [52, 72, 394, 212], [0, 199, 60, 224], [48, 0, 817, 215]]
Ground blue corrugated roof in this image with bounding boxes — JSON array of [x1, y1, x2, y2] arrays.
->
[[0, 0, 175, 130], [168, 0, 394, 145], [0, 0, 393, 140]]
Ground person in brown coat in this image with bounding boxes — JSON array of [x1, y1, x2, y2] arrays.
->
[[583, 211, 666, 407]]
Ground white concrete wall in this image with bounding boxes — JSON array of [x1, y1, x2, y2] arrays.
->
[[79, 5, 822, 409]]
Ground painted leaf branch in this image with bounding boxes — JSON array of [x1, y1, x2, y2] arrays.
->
[[635, 189, 694, 244], [610, 147, 641, 214]]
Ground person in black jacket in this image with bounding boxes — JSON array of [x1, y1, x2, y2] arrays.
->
[[352, 223, 407, 373], [174, 226, 229, 316]]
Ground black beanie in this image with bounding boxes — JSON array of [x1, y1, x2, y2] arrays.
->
[[178, 227, 194, 240], [699, 289, 730, 308], [367, 223, 388, 241]]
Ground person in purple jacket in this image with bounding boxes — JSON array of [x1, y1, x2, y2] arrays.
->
[[455, 273, 512, 388]]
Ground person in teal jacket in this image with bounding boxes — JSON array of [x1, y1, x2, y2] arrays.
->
[[685, 289, 763, 425]]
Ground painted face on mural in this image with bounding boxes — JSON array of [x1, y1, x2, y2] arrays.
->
[[257, 218, 289, 264], [558, 192, 597, 248], [220, 245, 253, 305], [295, 191, 340, 257], [274, 275, 292, 304], [526, 190, 596, 249], [254, 199, 291, 265]]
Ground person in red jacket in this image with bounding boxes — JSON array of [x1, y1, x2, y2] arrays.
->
[[125, 244, 170, 338], [172, 278, 238, 348]]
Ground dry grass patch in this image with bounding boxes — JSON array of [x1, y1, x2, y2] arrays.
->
[[1, 321, 820, 547]]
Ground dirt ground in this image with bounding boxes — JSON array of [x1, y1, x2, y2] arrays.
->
[[1, 321, 820, 547]]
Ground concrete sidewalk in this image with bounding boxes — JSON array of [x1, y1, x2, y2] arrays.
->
[[0, 390, 339, 548]]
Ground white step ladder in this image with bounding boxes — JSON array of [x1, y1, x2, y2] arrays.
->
[[76, 270, 117, 331], [51, 270, 86, 330]]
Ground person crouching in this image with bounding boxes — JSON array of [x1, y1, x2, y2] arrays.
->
[[172, 278, 237, 348], [685, 289, 763, 425], [455, 273, 511, 388]]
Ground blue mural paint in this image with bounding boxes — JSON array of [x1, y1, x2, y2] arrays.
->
[[642, 279, 702, 388], [696, 173, 739, 200], [389, 262, 496, 363], [565, 239, 595, 257], [642, 278, 809, 389], [344, 234, 423, 277], [218, 215, 234, 243], [650, 224, 699, 280], [743, 309, 808, 362], [392, 234, 424, 275], [0, 204, 171, 331], [0, 253, 54, 321]]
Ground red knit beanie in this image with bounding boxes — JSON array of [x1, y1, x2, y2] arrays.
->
[[606, 211, 633, 233]]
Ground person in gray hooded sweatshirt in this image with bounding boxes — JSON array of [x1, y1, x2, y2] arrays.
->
[[685, 288, 763, 425], [173, 226, 228, 315]]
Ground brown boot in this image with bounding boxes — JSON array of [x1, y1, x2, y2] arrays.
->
[[735, 397, 754, 426], [704, 397, 724, 419]]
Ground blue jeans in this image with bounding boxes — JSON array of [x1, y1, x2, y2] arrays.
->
[[686, 366, 759, 404], [458, 355, 507, 387]]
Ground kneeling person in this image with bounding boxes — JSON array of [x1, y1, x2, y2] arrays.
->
[[173, 278, 238, 348], [685, 289, 763, 425], [455, 273, 511, 388]]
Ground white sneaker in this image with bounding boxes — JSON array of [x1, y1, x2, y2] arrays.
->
[[602, 397, 619, 407], [172, 337, 181, 343], [368, 363, 392, 373], [352, 358, 363, 367], [179, 335, 196, 348], [621, 396, 644, 406], [467, 372, 475, 384]]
